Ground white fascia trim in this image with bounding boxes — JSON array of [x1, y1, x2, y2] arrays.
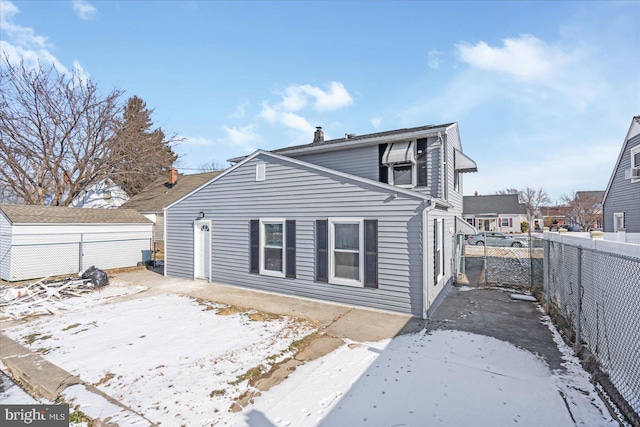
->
[[166, 150, 264, 210]]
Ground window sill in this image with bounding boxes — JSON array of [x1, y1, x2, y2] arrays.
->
[[260, 270, 285, 278], [329, 278, 364, 288]]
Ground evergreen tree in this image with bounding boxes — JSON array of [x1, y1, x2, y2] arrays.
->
[[110, 96, 178, 196]]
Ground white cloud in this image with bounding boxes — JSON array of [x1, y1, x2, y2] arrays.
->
[[259, 103, 315, 136], [257, 81, 351, 142], [0, 1, 71, 73], [228, 101, 250, 119], [72, 0, 97, 20], [180, 135, 215, 146], [456, 35, 571, 84], [279, 82, 353, 112], [371, 117, 383, 129], [428, 50, 444, 69], [1, 0, 49, 49], [221, 125, 260, 153]]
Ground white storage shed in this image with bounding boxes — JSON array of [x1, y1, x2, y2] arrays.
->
[[0, 204, 153, 281]]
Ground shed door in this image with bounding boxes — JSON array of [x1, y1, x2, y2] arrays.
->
[[194, 220, 211, 280]]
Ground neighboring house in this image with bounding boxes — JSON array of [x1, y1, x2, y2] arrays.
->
[[463, 194, 527, 233], [70, 178, 129, 209], [120, 169, 221, 257], [541, 205, 572, 229], [164, 123, 477, 318], [0, 204, 153, 281], [603, 115, 640, 233]]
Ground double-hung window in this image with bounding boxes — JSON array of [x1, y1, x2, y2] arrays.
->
[[260, 219, 285, 277], [614, 213, 625, 231], [630, 145, 640, 182], [382, 141, 416, 188], [329, 219, 363, 286]]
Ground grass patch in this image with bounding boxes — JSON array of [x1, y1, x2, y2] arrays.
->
[[230, 365, 266, 386], [24, 333, 51, 344], [69, 406, 87, 423], [209, 389, 225, 397], [288, 332, 318, 353], [216, 307, 239, 316], [94, 372, 116, 386], [62, 323, 81, 331]]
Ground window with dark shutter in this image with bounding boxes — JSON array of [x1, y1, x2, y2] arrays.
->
[[378, 144, 388, 184], [417, 138, 428, 187], [286, 220, 296, 278], [364, 220, 378, 288], [250, 220, 259, 273], [316, 220, 328, 282]]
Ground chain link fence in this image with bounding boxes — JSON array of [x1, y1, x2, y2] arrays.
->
[[465, 234, 640, 422], [1, 231, 152, 282], [539, 237, 640, 421], [464, 235, 540, 288]]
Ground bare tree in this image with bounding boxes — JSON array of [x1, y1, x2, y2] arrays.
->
[[495, 188, 519, 196], [198, 159, 228, 172], [0, 57, 123, 205], [561, 191, 603, 231], [519, 186, 551, 215]]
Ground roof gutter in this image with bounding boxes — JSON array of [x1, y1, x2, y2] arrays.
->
[[228, 126, 452, 163]]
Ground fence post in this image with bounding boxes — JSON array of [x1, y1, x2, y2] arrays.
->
[[483, 239, 488, 285], [545, 239, 551, 313], [575, 246, 582, 350], [79, 233, 84, 272]]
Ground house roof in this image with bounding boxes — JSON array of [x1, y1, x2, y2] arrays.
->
[[228, 122, 456, 163], [463, 194, 522, 215], [120, 171, 221, 213], [540, 205, 572, 218], [167, 149, 433, 211], [0, 204, 152, 225], [577, 190, 605, 202]]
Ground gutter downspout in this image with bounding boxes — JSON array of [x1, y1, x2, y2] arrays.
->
[[422, 198, 437, 320]]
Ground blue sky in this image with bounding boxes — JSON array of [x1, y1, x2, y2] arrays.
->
[[1, 0, 638, 202]]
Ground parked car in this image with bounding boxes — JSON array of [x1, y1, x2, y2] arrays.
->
[[467, 232, 527, 247], [560, 224, 584, 232]]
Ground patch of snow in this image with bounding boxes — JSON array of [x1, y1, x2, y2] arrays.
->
[[3, 294, 315, 426], [64, 384, 151, 426], [229, 330, 618, 427]]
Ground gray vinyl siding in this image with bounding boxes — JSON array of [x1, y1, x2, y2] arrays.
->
[[604, 134, 640, 232], [444, 125, 464, 217], [288, 144, 380, 181], [166, 153, 425, 316]]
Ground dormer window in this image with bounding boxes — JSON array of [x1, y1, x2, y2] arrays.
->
[[382, 141, 416, 188]]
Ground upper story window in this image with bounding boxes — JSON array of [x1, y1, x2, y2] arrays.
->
[[630, 145, 640, 182], [380, 139, 429, 188]]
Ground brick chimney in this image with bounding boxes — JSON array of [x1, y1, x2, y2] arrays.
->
[[313, 126, 324, 144], [168, 168, 178, 186]]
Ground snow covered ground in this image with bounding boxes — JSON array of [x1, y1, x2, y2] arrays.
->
[[1, 281, 620, 427]]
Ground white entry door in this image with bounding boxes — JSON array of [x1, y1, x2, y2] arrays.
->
[[194, 220, 211, 280]]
